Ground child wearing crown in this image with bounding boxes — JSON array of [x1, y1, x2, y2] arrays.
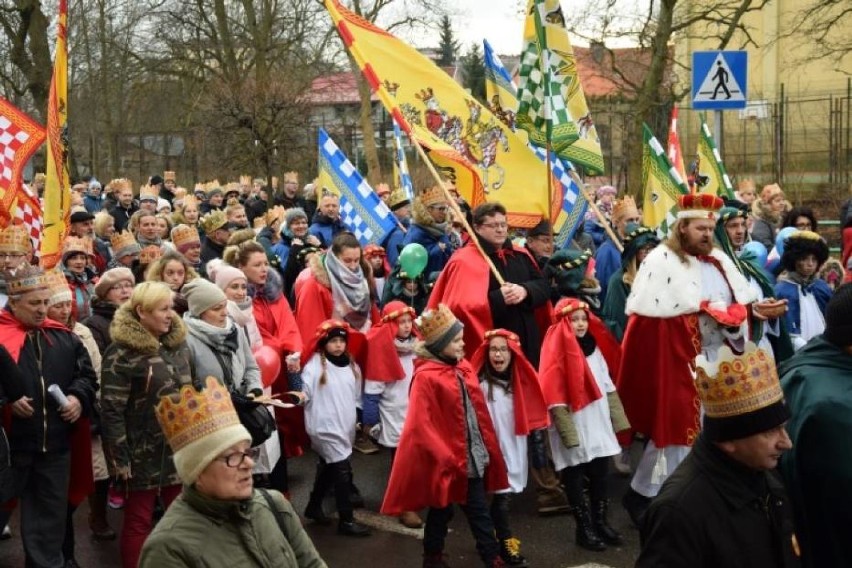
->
[[300, 319, 371, 538], [361, 301, 422, 529], [381, 304, 509, 568], [470, 329, 550, 567], [539, 298, 630, 552]]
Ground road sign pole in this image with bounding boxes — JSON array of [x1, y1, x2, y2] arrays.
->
[[714, 110, 723, 154]]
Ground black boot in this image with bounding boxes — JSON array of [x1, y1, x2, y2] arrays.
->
[[621, 488, 651, 529], [499, 537, 528, 566], [337, 519, 371, 537], [572, 504, 606, 551], [422, 551, 451, 568], [591, 499, 623, 546], [304, 494, 332, 526]]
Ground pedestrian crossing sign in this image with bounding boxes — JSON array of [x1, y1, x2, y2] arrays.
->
[[692, 51, 748, 110]]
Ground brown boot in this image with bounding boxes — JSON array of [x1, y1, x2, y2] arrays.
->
[[87, 491, 116, 541], [399, 510, 423, 528]]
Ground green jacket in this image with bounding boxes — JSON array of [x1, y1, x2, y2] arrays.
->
[[779, 336, 852, 568], [100, 304, 193, 491], [140, 486, 327, 568]]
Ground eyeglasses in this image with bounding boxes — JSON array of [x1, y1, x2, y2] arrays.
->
[[479, 222, 508, 230], [110, 282, 134, 291], [216, 447, 261, 468], [488, 346, 509, 354], [0, 253, 25, 260]]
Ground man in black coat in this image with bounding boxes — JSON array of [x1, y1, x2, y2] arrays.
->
[[637, 343, 800, 568]]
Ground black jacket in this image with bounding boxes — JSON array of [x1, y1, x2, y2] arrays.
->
[[7, 327, 98, 454], [638, 434, 801, 568], [200, 239, 226, 276], [109, 202, 139, 233], [82, 298, 118, 355]]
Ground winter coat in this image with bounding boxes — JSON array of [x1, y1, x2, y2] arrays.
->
[[638, 434, 800, 568], [307, 213, 346, 248], [401, 222, 452, 277], [82, 298, 119, 355], [593, 238, 621, 302], [200, 239, 225, 276], [100, 305, 193, 491], [63, 267, 97, 323], [750, 198, 781, 251], [139, 486, 326, 568], [381, 218, 410, 267], [183, 314, 262, 395], [109, 202, 139, 233]]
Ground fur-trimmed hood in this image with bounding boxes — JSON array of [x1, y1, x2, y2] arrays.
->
[[411, 197, 443, 229], [247, 267, 284, 302], [308, 253, 331, 289], [751, 197, 781, 225], [109, 303, 187, 354]]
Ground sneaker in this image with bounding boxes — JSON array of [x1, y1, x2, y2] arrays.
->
[[613, 449, 632, 476], [107, 489, 125, 510], [353, 430, 380, 455], [499, 537, 528, 567], [0, 524, 11, 541], [399, 511, 424, 529]]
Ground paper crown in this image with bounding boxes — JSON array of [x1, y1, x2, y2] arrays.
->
[[239, 175, 251, 186], [224, 182, 240, 194], [164, 171, 176, 182], [139, 245, 164, 265], [761, 183, 783, 201], [271, 176, 279, 189], [106, 178, 132, 194], [193, 183, 206, 193], [171, 224, 201, 249], [677, 193, 724, 221], [388, 187, 411, 210], [695, 343, 784, 423], [6, 265, 48, 296], [205, 180, 223, 194], [375, 182, 391, 196], [110, 230, 139, 257], [612, 195, 639, 221], [155, 377, 242, 453], [737, 178, 756, 193], [44, 268, 72, 305], [180, 194, 199, 210], [363, 244, 385, 258], [265, 205, 286, 227], [0, 224, 32, 254], [418, 185, 447, 208], [139, 184, 159, 200], [200, 210, 228, 234], [416, 303, 459, 345], [62, 235, 94, 259], [283, 171, 299, 184]]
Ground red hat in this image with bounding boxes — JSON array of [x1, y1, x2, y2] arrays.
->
[[677, 193, 724, 221], [363, 301, 418, 382], [469, 329, 549, 435], [300, 319, 365, 367]]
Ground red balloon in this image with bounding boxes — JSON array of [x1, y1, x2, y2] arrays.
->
[[254, 345, 281, 388]]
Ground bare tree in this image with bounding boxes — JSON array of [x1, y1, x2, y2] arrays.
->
[[0, 0, 53, 120], [787, 0, 851, 72]]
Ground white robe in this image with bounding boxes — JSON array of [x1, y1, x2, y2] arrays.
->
[[480, 380, 528, 494], [364, 351, 414, 448], [302, 353, 361, 464]]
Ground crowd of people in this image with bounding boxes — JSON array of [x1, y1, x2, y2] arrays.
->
[[0, 170, 850, 568]]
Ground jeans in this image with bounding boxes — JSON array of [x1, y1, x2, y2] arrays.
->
[[120, 485, 181, 568], [423, 477, 500, 565], [490, 493, 512, 541]]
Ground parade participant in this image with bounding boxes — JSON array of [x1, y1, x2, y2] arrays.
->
[[155, 213, 172, 241], [129, 209, 164, 249], [138, 184, 159, 214], [83, 179, 104, 214], [735, 178, 757, 205], [361, 302, 421, 528], [271, 207, 321, 279], [201, 184, 225, 214], [775, 231, 833, 350], [226, 201, 249, 229], [171, 195, 201, 228], [108, 229, 141, 270], [540, 298, 628, 551], [524, 219, 556, 269], [256, 205, 286, 263], [61, 236, 98, 322], [381, 263, 431, 315], [381, 305, 508, 568], [638, 343, 799, 568], [200, 210, 231, 272], [83, 267, 135, 355], [108, 180, 138, 233], [145, 249, 200, 316], [171, 224, 203, 272], [601, 224, 659, 341], [618, 193, 760, 526], [140, 378, 327, 568], [594, 195, 640, 301], [207, 260, 262, 349], [300, 320, 371, 537], [0, 225, 34, 307], [583, 185, 616, 248], [100, 281, 194, 568], [363, 244, 388, 300], [69, 209, 96, 239], [401, 186, 454, 277], [275, 172, 313, 218], [0, 266, 98, 567], [470, 329, 549, 566], [750, 183, 785, 250], [308, 192, 347, 248], [779, 284, 852, 568], [381, 188, 412, 267], [545, 249, 602, 315]]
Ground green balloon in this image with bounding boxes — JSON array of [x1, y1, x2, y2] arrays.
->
[[398, 243, 428, 278]]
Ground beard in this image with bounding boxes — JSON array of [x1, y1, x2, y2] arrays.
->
[[683, 236, 714, 256]]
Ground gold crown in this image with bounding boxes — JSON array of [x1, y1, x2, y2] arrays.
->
[[139, 184, 159, 200], [612, 195, 639, 221], [106, 178, 132, 194], [110, 230, 138, 254], [283, 171, 298, 184], [0, 224, 32, 254], [171, 224, 200, 248], [155, 377, 241, 453], [200, 210, 228, 234], [239, 175, 251, 186], [43, 268, 71, 303], [225, 182, 240, 194], [206, 180, 222, 194], [139, 245, 163, 265], [62, 235, 94, 258], [388, 187, 410, 209], [416, 304, 459, 345], [695, 343, 783, 419], [180, 195, 199, 210], [418, 185, 447, 208], [193, 183, 205, 193], [375, 182, 391, 196], [265, 205, 286, 227], [164, 171, 176, 182], [6, 265, 48, 296]]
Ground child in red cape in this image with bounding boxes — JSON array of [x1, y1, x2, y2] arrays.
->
[[381, 304, 508, 568], [470, 329, 549, 567], [539, 298, 631, 552]]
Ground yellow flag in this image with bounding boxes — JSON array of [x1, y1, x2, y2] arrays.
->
[[696, 115, 735, 198], [325, 0, 560, 227], [642, 124, 688, 235], [40, 0, 71, 269]]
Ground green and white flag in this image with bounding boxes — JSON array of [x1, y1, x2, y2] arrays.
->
[[697, 114, 735, 198], [642, 123, 689, 237]]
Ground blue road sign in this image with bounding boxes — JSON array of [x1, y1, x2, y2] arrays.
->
[[692, 51, 748, 110]]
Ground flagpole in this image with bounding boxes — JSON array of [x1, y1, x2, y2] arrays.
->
[[408, 133, 506, 286], [568, 169, 623, 253]]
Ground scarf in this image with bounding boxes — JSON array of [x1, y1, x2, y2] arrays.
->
[[394, 336, 415, 355], [577, 332, 597, 357], [325, 351, 351, 367], [183, 314, 239, 353], [324, 252, 371, 330], [423, 221, 448, 240]]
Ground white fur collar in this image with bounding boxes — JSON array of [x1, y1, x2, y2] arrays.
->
[[626, 244, 756, 318]]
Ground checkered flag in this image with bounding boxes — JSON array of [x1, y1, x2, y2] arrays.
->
[[14, 183, 43, 255], [0, 98, 46, 228]]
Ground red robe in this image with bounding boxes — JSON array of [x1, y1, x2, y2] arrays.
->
[[380, 357, 509, 515], [294, 268, 379, 343]]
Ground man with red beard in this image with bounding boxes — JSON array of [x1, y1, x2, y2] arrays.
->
[[617, 194, 763, 527]]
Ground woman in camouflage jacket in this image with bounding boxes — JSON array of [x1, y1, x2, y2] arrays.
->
[[100, 281, 194, 568]]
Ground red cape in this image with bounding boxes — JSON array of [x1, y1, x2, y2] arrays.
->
[[616, 314, 702, 448], [427, 244, 552, 361], [469, 331, 549, 435], [295, 271, 379, 343], [539, 318, 603, 412], [362, 302, 417, 382], [380, 357, 509, 515]]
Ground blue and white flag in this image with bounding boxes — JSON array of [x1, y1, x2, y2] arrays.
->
[[392, 120, 414, 200], [317, 128, 397, 246]]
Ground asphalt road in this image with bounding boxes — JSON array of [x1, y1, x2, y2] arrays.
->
[[1, 445, 643, 568]]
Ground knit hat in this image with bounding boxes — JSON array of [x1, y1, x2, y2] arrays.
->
[[824, 283, 852, 347], [284, 207, 308, 228], [44, 269, 72, 307], [110, 230, 141, 259], [149, 175, 164, 186], [182, 278, 227, 317], [94, 267, 135, 299], [417, 304, 463, 354], [595, 185, 617, 198], [156, 377, 251, 484], [780, 230, 829, 272], [695, 343, 790, 442], [157, 198, 171, 212], [213, 264, 247, 291]]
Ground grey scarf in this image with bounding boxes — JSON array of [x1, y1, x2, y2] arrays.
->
[[324, 252, 371, 331]]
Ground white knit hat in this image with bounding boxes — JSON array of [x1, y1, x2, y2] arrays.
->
[[182, 278, 226, 317]]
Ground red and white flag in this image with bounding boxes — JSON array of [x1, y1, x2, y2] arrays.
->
[[666, 107, 689, 192]]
